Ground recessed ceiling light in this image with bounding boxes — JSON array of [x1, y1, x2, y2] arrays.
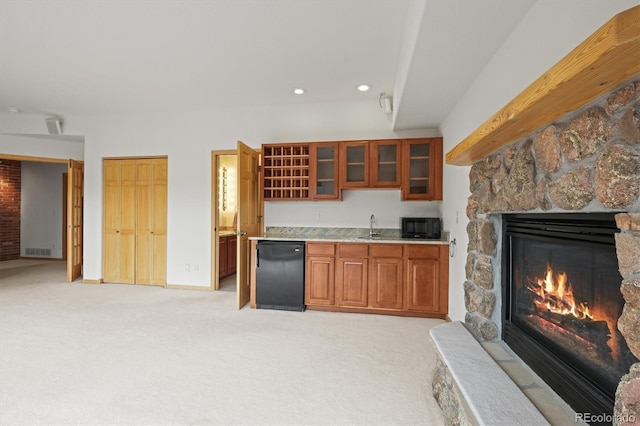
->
[[293, 88, 306, 95], [8, 107, 20, 113], [357, 84, 371, 92]]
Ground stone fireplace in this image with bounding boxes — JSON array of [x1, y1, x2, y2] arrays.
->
[[454, 79, 639, 423]]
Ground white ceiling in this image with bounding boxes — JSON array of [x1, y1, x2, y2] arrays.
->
[[0, 0, 534, 131]]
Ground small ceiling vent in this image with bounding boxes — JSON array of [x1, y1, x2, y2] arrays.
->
[[45, 118, 63, 135]]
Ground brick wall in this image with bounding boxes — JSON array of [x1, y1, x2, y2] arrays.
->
[[0, 160, 21, 261]]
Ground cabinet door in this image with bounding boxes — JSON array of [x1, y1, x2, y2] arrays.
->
[[305, 256, 335, 306], [310, 142, 340, 200], [336, 257, 368, 307], [402, 138, 443, 200], [340, 141, 369, 188], [370, 140, 401, 188], [219, 236, 228, 278], [405, 258, 440, 312], [228, 236, 237, 274], [369, 244, 404, 310]]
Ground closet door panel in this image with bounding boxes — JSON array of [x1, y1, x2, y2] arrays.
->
[[151, 159, 168, 285]]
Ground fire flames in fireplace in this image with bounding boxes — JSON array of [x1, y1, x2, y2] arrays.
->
[[527, 265, 593, 320], [523, 264, 623, 368]]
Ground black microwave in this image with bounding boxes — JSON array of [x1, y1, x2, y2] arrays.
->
[[401, 217, 442, 239]]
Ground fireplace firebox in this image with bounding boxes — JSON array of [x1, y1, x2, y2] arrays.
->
[[502, 213, 638, 421]]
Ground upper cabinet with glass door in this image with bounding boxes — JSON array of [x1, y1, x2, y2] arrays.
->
[[340, 141, 369, 188], [370, 140, 401, 188], [401, 138, 443, 201], [310, 142, 340, 200]]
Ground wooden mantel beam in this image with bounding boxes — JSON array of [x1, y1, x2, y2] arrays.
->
[[446, 5, 640, 166]]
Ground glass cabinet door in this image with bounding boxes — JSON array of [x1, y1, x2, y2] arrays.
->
[[310, 142, 340, 200], [402, 138, 443, 200], [371, 140, 400, 187], [340, 141, 369, 187]]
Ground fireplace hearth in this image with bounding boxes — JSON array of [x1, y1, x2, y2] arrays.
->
[[503, 213, 638, 419]]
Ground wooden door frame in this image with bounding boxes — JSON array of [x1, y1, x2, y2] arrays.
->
[[62, 173, 68, 261], [0, 154, 76, 276], [210, 148, 263, 293]]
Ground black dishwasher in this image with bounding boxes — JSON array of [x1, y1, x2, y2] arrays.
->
[[255, 241, 305, 311]]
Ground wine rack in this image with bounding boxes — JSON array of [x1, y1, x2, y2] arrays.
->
[[262, 144, 310, 200]]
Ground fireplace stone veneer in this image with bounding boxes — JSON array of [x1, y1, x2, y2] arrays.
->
[[454, 79, 640, 423]]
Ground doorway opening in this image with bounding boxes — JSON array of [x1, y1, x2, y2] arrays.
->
[[215, 152, 238, 293], [211, 142, 262, 309], [0, 154, 83, 282]]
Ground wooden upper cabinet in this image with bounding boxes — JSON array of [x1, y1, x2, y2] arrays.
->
[[401, 138, 443, 201], [370, 140, 401, 188], [262, 137, 443, 200], [340, 141, 369, 188], [340, 140, 401, 189], [261, 143, 310, 200], [310, 142, 340, 200]]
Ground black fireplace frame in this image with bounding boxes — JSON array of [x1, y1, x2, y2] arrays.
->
[[502, 212, 621, 421]]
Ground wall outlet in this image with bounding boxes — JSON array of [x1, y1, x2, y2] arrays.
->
[[194, 264, 199, 272], [185, 263, 190, 272]]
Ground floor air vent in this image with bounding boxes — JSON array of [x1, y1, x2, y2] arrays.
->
[[25, 248, 52, 257]]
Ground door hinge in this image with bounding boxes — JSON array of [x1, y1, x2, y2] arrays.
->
[[257, 165, 262, 172]]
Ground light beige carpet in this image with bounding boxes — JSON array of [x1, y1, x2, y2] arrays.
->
[[0, 261, 446, 425]]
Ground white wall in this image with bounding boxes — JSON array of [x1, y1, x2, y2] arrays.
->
[[21, 162, 68, 258], [266, 190, 441, 229], [0, 134, 84, 160], [440, 0, 638, 322], [82, 100, 440, 287]]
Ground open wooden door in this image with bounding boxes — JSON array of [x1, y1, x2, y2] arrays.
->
[[236, 141, 260, 308], [67, 159, 84, 282]]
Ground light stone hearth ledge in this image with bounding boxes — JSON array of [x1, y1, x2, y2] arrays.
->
[[430, 322, 584, 425]]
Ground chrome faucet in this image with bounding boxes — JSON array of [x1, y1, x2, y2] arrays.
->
[[369, 214, 379, 238]]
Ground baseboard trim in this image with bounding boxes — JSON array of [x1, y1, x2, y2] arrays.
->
[[82, 278, 103, 284], [165, 284, 211, 291]]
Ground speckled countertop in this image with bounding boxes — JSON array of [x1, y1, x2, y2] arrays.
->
[[249, 227, 449, 245]]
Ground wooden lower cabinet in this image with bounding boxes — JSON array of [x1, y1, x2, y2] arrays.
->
[[219, 235, 238, 279], [219, 236, 228, 278], [405, 245, 448, 313], [304, 241, 448, 318], [305, 242, 335, 306], [369, 244, 404, 310], [336, 244, 368, 308], [228, 236, 237, 275]]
